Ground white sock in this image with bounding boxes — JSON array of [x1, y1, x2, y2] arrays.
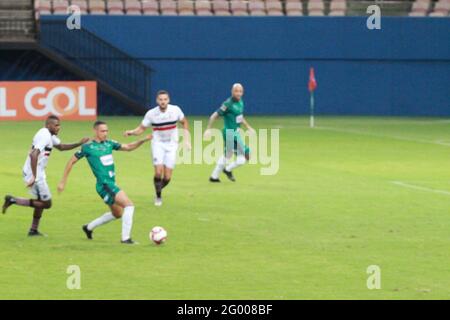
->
[[87, 212, 116, 231], [211, 156, 226, 179], [225, 155, 246, 172], [121, 206, 134, 241]]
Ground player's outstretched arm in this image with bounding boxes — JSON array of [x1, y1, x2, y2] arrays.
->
[[204, 112, 219, 139], [180, 117, 191, 150], [123, 124, 146, 137], [27, 149, 40, 187], [242, 117, 255, 133], [55, 137, 90, 151], [119, 134, 152, 152], [58, 155, 79, 194]]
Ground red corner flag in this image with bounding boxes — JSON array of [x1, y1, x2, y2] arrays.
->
[[308, 67, 317, 128], [308, 67, 317, 92]]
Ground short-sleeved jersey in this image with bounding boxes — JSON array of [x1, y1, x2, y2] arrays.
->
[[217, 97, 244, 131], [23, 128, 61, 181], [141, 104, 184, 143], [74, 140, 121, 184]]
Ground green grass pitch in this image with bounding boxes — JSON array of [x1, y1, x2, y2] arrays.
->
[[1, 116, 450, 299]]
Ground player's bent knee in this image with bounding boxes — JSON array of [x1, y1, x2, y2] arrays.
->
[[154, 166, 164, 177], [116, 198, 133, 209], [122, 195, 133, 207]]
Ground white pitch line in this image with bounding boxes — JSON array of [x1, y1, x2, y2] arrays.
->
[[353, 119, 450, 126], [390, 181, 450, 196]]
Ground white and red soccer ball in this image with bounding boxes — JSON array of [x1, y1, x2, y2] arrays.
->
[[150, 226, 167, 245]]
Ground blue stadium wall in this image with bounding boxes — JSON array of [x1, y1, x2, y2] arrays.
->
[[36, 17, 450, 115]]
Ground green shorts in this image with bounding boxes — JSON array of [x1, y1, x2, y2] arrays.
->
[[96, 181, 121, 206], [222, 129, 250, 157]]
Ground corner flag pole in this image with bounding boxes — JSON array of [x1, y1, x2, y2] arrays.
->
[[308, 67, 317, 128], [310, 90, 315, 128]]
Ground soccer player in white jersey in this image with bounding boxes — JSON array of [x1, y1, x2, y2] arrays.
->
[[2, 115, 89, 236], [124, 90, 190, 206]]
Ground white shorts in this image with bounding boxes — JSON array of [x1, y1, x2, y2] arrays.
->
[[151, 141, 178, 169], [24, 178, 52, 201]]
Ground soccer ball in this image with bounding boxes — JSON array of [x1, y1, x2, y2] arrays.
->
[[150, 226, 167, 245]]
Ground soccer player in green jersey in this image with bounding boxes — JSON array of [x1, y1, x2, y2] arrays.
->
[[204, 83, 255, 182], [57, 121, 152, 244]]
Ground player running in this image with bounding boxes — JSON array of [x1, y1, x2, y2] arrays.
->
[[123, 90, 190, 207], [57, 120, 152, 244], [2, 115, 89, 236], [204, 83, 255, 182]]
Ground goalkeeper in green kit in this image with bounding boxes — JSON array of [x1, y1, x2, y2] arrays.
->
[[57, 121, 152, 244], [204, 83, 255, 182]]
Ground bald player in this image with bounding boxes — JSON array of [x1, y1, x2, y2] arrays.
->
[[2, 115, 89, 236], [204, 83, 255, 182]]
